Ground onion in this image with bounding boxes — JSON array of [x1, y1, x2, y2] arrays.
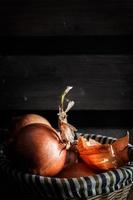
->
[[8, 87, 130, 177], [12, 114, 51, 137], [77, 137, 118, 171], [64, 149, 79, 168], [77, 134, 130, 171], [9, 123, 66, 176], [9, 87, 78, 177], [56, 161, 96, 178]]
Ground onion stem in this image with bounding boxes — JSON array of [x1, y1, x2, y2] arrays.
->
[[61, 86, 73, 111], [58, 86, 77, 149]]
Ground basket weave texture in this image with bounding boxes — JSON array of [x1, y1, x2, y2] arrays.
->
[[0, 134, 133, 200]]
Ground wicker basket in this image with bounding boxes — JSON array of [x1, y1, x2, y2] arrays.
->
[[0, 134, 133, 200]]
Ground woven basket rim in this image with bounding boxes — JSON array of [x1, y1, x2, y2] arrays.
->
[[0, 133, 133, 199], [0, 133, 133, 180]]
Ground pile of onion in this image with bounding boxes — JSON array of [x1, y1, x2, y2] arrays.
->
[[8, 86, 130, 178], [9, 87, 78, 176], [10, 123, 66, 176], [8, 114, 52, 144], [56, 133, 129, 177], [12, 113, 52, 137]]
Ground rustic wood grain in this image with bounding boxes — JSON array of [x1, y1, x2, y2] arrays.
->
[[0, 55, 133, 110], [0, 36, 133, 54], [0, 0, 133, 36]]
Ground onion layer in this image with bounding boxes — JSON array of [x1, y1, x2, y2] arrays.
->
[[112, 132, 129, 165], [56, 161, 95, 178], [77, 134, 129, 171], [9, 123, 66, 176], [12, 114, 51, 136], [77, 137, 118, 171]]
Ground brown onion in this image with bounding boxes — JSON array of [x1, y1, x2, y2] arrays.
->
[[9, 123, 66, 176], [77, 134, 130, 171], [12, 114, 51, 136], [9, 87, 78, 177], [56, 161, 96, 178], [64, 149, 79, 168]]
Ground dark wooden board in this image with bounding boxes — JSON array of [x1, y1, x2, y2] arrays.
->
[[0, 55, 133, 110], [0, 0, 133, 36], [0, 36, 133, 55], [0, 110, 133, 131]]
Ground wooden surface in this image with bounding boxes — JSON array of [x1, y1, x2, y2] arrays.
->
[[0, 0, 133, 54], [0, 0, 133, 112], [1, 36, 133, 55], [0, 55, 133, 110], [0, 0, 133, 36]]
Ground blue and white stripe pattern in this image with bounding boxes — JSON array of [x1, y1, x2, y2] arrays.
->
[[0, 134, 133, 200]]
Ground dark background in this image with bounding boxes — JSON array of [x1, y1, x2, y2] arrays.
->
[[0, 1, 133, 130], [0, 0, 133, 36], [0, 0, 133, 133], [0, 1, 133, 199]]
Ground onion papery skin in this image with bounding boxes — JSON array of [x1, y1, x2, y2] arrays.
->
[[77, 137, 118, 171], [112, 133, 129, 165], [12, 114, 52, 137], [9, 123, 66, 177], [64, 149, 79, 168]]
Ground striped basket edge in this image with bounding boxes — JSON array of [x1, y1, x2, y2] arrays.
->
[[0, 133, 133, 200]]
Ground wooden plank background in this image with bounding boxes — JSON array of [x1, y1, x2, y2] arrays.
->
[[0, 0, 133, 54], [0, 0, 133, 36], [0, 55, 133, 110], [0, 0, 133, 127]]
